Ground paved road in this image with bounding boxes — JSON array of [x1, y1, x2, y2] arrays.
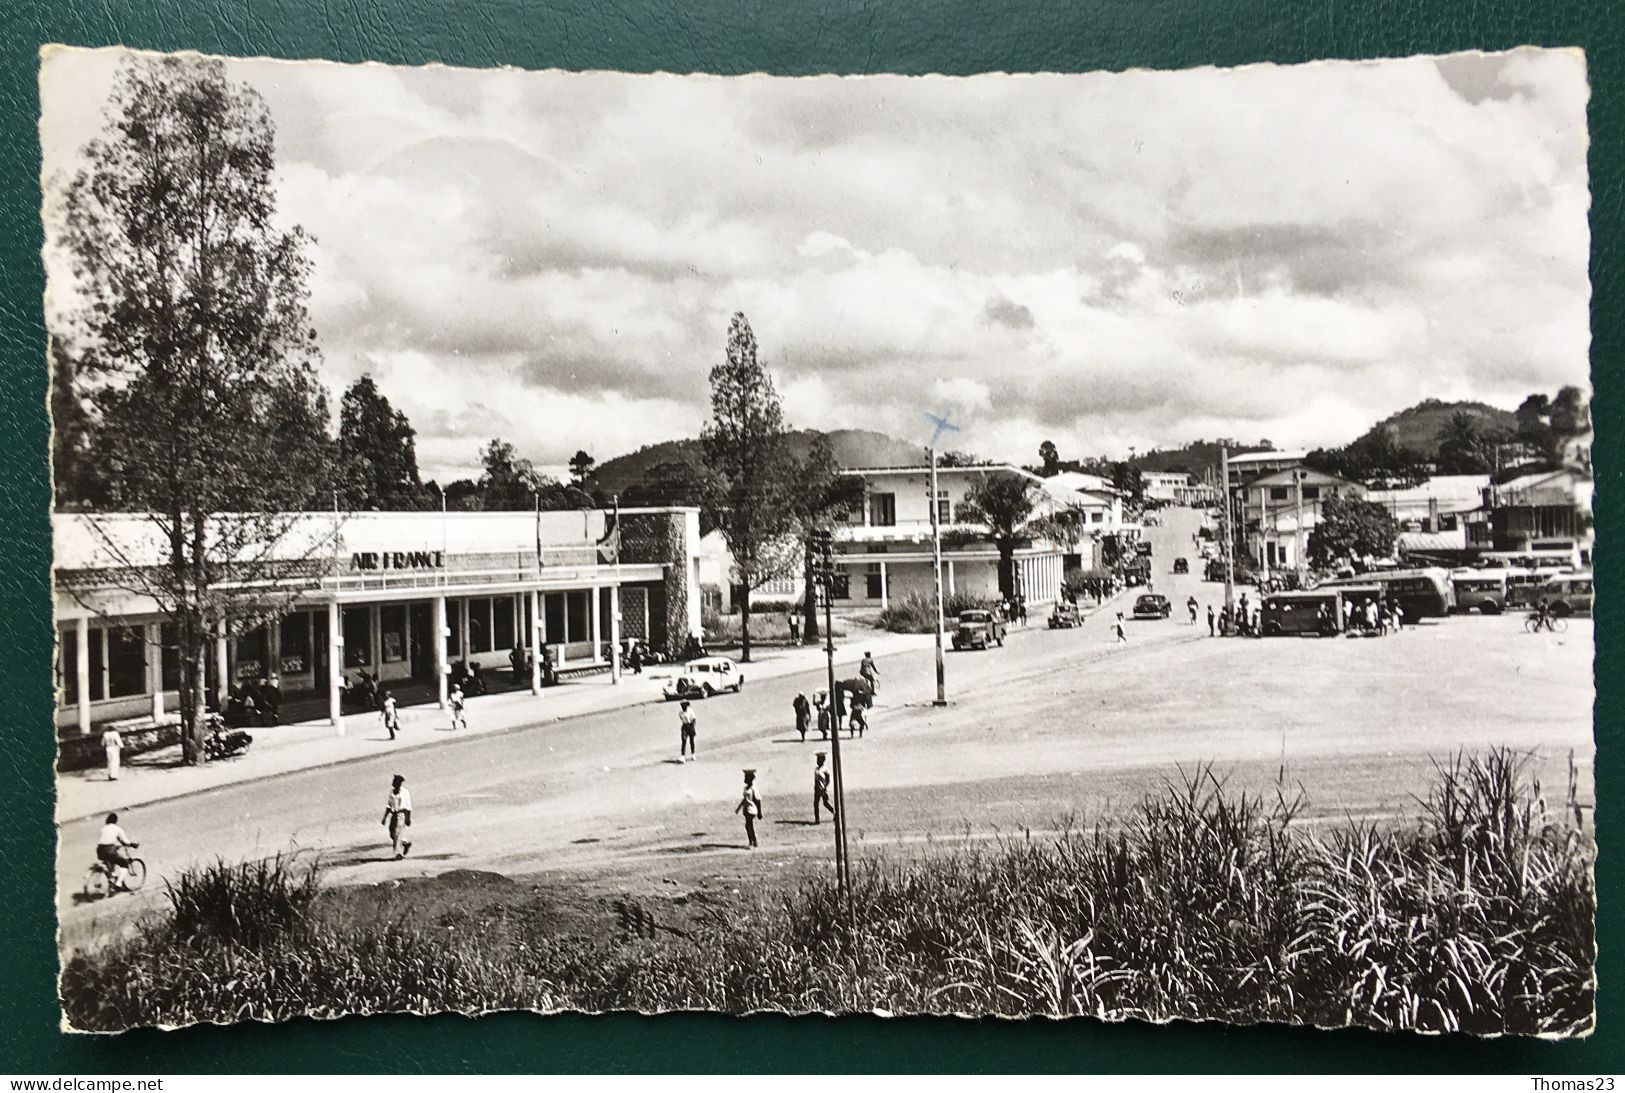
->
[[59, 507, 1594, 949]]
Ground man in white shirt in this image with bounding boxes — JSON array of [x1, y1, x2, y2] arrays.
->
[[96, 812, 137, 890], [678, 700, 697, 761], [381, 775, 413, 860], [381, 692, 400, 740]]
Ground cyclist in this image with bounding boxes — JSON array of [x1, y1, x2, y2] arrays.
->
[[1534, 597, 1555, 632], [96, 812, 138, 892]]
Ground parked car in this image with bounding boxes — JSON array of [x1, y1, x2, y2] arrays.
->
[[1047, 602, 1083, 629], [1172, 557, 1189, 574], [952, 610, 1006, 650], [1132, 593, 1173, 619], [661, 656, 745, 699]]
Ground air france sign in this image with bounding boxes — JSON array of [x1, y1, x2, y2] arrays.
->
[[350, 549, 446, 572]]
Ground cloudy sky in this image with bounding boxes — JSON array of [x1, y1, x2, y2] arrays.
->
[[41, 47, 1590, 481]]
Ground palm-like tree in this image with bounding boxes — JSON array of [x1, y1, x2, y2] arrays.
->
[[957, 472, 1040, 601]]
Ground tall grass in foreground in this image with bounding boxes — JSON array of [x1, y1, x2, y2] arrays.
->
[[61, 749, 1593, 1035]]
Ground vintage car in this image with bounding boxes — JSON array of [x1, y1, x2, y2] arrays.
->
[[1132, 593, 1173, 619], [1172, 557, 1189, 574], [1047, 602, 1083, 629], [951, 610, 1006, 651], [661, 656, 745, 699]]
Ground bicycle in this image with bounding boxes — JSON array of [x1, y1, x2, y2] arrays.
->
[[83, 850, 146, 900], [1524, 612, 1568, 635]]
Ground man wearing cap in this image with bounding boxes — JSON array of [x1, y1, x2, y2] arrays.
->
[[735, 769, 763, 848], [381, 774, 413, 860], [812, 753, 835, 823]]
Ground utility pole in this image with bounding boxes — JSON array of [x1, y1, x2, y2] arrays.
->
[[1220, 447, 1235, 618], [928, 449, 947, 706], [811, 531, 852, 902], [1293, 470, 1307, 587]]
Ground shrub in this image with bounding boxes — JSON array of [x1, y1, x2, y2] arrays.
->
[[877, 592, 993, 633], [61, 750, 1593, 1036]]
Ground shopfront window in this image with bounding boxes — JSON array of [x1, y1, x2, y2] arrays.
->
[[447, 600, 464, 658], [493, 597, 516, 651], [567, 591, 589, 642], [59, 627, 78, 707], [469, 597, 492, 652], [380, 605, 408, 663], [160, 623, 181, 691], [236, 625, 269, 682], [108, 626, 147, 697], [279, 614, 311, 676], [342, 607, 372, 669], [88, 628, 106, 701], [545, 593, 565, 644]]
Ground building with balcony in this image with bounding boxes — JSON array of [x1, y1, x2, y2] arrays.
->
[[1240, 468, 1364, 571]]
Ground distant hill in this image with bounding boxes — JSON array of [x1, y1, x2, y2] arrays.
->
[[1360, 398, 1518, 456], [592, 428, 930, 497], [1133, 440, 1275, 479]]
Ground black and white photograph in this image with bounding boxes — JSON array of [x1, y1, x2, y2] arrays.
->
[[44, 45, 1594, 1036]]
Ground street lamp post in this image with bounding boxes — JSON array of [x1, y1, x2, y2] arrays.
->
[[929, 448, 947, 706], [811, 530, 852, 903]]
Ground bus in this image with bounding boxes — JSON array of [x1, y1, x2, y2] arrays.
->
[[1450, 569, 1509, 615], [1261, 586, 1381, 636], [1480, 548, 1581, 573], [1536, 571, 1594, 617], [1317, 567, 1455, 620]]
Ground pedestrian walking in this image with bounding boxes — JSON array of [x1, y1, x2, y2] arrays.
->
[[1187, 596, 1198, 625], [1115, 612, 1127, 644], [793, 691, 811, 742], [1018, 598, 1029, 626], [1394, 601, 1405, 631], [812, 753, 836, 823], [859, 650, 879, 694], [629, 642, 644, 675], [101, 726, 122, 781], [677, 699, 698, 760], [1206, 604, 1216, 636], [448, 684, 467, 731], [788, 610, 800, 645], [849, 703, 868, 739], [381, 774, 413, 860], [735, 769, 763, 849], [816, 696, 832, 740], [381, 690, 400, 740]]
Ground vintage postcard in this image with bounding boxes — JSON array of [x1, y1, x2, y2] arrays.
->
[[44, 46, 1594, 1035]]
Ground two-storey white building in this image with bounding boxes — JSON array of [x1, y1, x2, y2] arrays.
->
[[830, 463, 1067, 609]]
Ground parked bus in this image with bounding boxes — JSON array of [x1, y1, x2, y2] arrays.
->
[[1480, 548, 1580, 573], [1536, 571, 1594, 617], [1318, 567, 1455, 619], [1450, 569, 1509, 615], [1261, 585, 1381, 636]]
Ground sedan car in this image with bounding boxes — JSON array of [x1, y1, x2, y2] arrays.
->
[[1172, 557, 1189, 574], [661, 656, 745, 699], [1132, 593, 1173, 619], [951, 610, 1006, 650], [1047, 602, 1083, 629]]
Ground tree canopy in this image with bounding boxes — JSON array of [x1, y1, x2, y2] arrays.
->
[[699, 312, 798, 661], [1307, 496, 1398, 570], [57, 55, 338, 762], [338, 374, 430, 509], [958, 472, 1040, 600]]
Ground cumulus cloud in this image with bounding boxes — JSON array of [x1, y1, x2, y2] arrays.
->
[[39, 47, 1590, 475]]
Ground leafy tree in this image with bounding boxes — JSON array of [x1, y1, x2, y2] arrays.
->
[[51, 339, 108, 509], [338, 374, 429, 509], [1306, 428, 1428, 488], [1516, 386, 1591, 464], [1111, 461, 1144, 508], [788, 434, 865, 643], [471, 438, 592, 511], [937, 449, 981, 467], [1436, 410, 1511, 475], [569, 449, 596, 488], [957, 471, 1040, 600], [700, 312, 797, 662], [1038, 440, 1060, 477], [56, 56, 338, 763], [1306, 495, 1398, 570]]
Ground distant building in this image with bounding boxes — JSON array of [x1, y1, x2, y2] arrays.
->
[[1224, 449, 1308, 490], [1141, 470, 1192, 504], [1365, 474, 1492, 544], [1240, 468, 1364, 571], [831, 464, 1068, 608], [1489, 467, 1594, 566]]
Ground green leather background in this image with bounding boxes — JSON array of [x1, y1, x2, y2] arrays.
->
[[1, 0, 1616, 1073]]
